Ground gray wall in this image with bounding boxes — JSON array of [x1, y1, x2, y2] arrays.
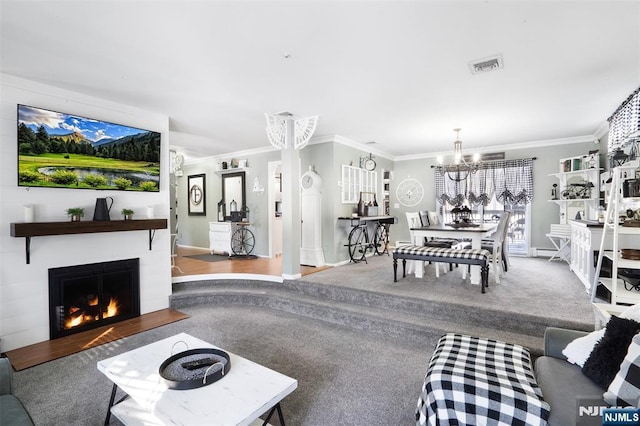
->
[[177, 137, 609, 262], [391, 141, 607, 251]]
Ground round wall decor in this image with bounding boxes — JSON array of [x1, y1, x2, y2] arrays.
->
[[396, 178, 424, 207]]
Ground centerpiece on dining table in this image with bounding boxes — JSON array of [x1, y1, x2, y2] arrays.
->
[[447, 205, 479, 228]]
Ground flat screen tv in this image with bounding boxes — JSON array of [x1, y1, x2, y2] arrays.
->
[[17, 104, 161, 192]]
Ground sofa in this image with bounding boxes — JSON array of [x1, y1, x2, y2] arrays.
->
[[0, 357, 35, 426], [535, 327, 606, 426]]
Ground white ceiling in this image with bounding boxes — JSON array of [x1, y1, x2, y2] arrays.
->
[[2, 1, 639, 160]]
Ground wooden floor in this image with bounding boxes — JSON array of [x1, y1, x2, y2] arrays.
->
[[172, 245, 331, 277], [4, 309, 189, 371]]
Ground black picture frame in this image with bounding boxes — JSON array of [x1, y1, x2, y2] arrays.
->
[[188, 174, 206, 216]]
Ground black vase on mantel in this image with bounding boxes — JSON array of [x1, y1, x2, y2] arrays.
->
[[357, 193, 365, 217]]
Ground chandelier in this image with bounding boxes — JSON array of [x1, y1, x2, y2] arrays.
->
[[435, 128, 481, 182]]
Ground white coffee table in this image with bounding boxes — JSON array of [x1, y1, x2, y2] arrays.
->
[[97, 332, 297, 425]]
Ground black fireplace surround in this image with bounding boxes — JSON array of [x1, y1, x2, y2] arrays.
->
[[48, 258, 140, 339]]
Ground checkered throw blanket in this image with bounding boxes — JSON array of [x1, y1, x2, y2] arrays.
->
[[416, 333, 550, 426]]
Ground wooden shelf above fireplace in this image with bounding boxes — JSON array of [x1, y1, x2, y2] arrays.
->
[[10, 219, 168, 264]]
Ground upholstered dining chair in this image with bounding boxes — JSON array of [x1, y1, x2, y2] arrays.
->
[[418, 210, 463, 249], [405, 212, 447, 277], [481, 211, 511, 283]]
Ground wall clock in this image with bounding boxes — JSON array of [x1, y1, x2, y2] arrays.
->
[[364, 158, 376, 171], [360, 153, 376, 171], [396, 178, 424, 207], [301, 169, 321, 192]]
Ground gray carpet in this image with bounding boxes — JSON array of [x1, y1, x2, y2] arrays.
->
[[11, 255, 596, 425], [13, 305, 435, 425], [301, 254, 595, 326]]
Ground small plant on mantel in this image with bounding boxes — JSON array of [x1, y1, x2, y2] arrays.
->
[[121, 208, 135, 220], [65, 207, 84, 222]]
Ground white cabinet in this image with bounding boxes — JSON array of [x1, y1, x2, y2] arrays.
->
[[570, 221, 610, 290], [209, 222, 232, 255], [549, 161, 601, 224]]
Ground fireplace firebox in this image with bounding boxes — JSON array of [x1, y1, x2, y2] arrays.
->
[[49, 258, 140, 339]]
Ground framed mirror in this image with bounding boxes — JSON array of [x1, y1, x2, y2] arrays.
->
[[221, 171, 246, 221]]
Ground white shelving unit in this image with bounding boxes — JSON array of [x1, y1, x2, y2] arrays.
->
[[592, 160, 640, 305], [382, 169, 390, 215], [548, 155, 601, 223]]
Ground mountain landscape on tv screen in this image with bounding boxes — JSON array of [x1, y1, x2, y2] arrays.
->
[[17, 104, 161, 192]]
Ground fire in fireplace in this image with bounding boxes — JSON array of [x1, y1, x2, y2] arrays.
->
[[49, 258, 141, 339]]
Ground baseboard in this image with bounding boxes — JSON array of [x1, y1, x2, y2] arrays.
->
[[535, 248, 557, 258]]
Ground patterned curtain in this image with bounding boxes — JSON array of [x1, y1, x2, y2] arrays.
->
[[435, 158, 534, 206]]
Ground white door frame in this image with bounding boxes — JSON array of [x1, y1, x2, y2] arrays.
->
[[267, 161, 280, 258]]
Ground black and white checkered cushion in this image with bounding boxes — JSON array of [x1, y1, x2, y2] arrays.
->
[[416, 333, 550, 426], [394, 245, 490, 261], [604, 333, 640, 406]]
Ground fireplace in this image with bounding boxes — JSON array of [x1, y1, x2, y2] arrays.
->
[[48, 258, 140, 339]]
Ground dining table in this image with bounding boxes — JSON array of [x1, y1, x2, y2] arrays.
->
[[410, 222, 497, 285]]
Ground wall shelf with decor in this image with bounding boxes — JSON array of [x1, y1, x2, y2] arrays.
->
[[548, 155, 601, 224], [215, 167, 250, 176], [10, 219, 168, 264]]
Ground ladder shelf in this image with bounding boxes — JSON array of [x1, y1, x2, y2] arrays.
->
[[591, 160, 640, 306]]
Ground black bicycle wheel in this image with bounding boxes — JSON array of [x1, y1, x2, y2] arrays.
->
[[347, 225, 368, 263], [374, 223, 389, 255], [231, 228, 255, 256]]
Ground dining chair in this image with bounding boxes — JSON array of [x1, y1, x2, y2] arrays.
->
[[481, 211, 511, 283], [405, 212, 446, 277], [419, 210, 463, 248]]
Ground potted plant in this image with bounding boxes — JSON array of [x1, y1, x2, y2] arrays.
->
[[121, 208, 134, 220], [66, 207, 84, 222]]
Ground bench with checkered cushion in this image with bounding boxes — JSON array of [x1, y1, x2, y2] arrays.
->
[[392, 245, 490, 293]]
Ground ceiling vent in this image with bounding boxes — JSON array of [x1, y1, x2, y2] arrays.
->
[[468, 54, 504, 75]]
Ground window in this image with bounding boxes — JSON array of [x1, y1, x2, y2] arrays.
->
[[434, 158, 534, 256], [341, 164, 377, 204]]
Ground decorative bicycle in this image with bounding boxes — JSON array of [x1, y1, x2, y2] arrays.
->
[[344, 218, 391, 263], [231, 222, 255, 256]]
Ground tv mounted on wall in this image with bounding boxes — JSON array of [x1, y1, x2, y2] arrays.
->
[[17, 104, 161, 192]]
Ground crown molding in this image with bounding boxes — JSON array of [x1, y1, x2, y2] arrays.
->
[[593, 121, 609, 141], [393, 134, 603, 162], [184, 144, 278, 165], [321, 134, 395, 161], [182, 130, 609, 165]]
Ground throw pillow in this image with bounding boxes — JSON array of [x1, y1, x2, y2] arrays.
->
[[562, 328, 605, 367], [621, 304, 640, 323], [604, 333, 640, 406], [582, 316, 640, 389]]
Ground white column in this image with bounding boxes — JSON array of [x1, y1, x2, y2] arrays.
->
[[281, 117, 301, 279]]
